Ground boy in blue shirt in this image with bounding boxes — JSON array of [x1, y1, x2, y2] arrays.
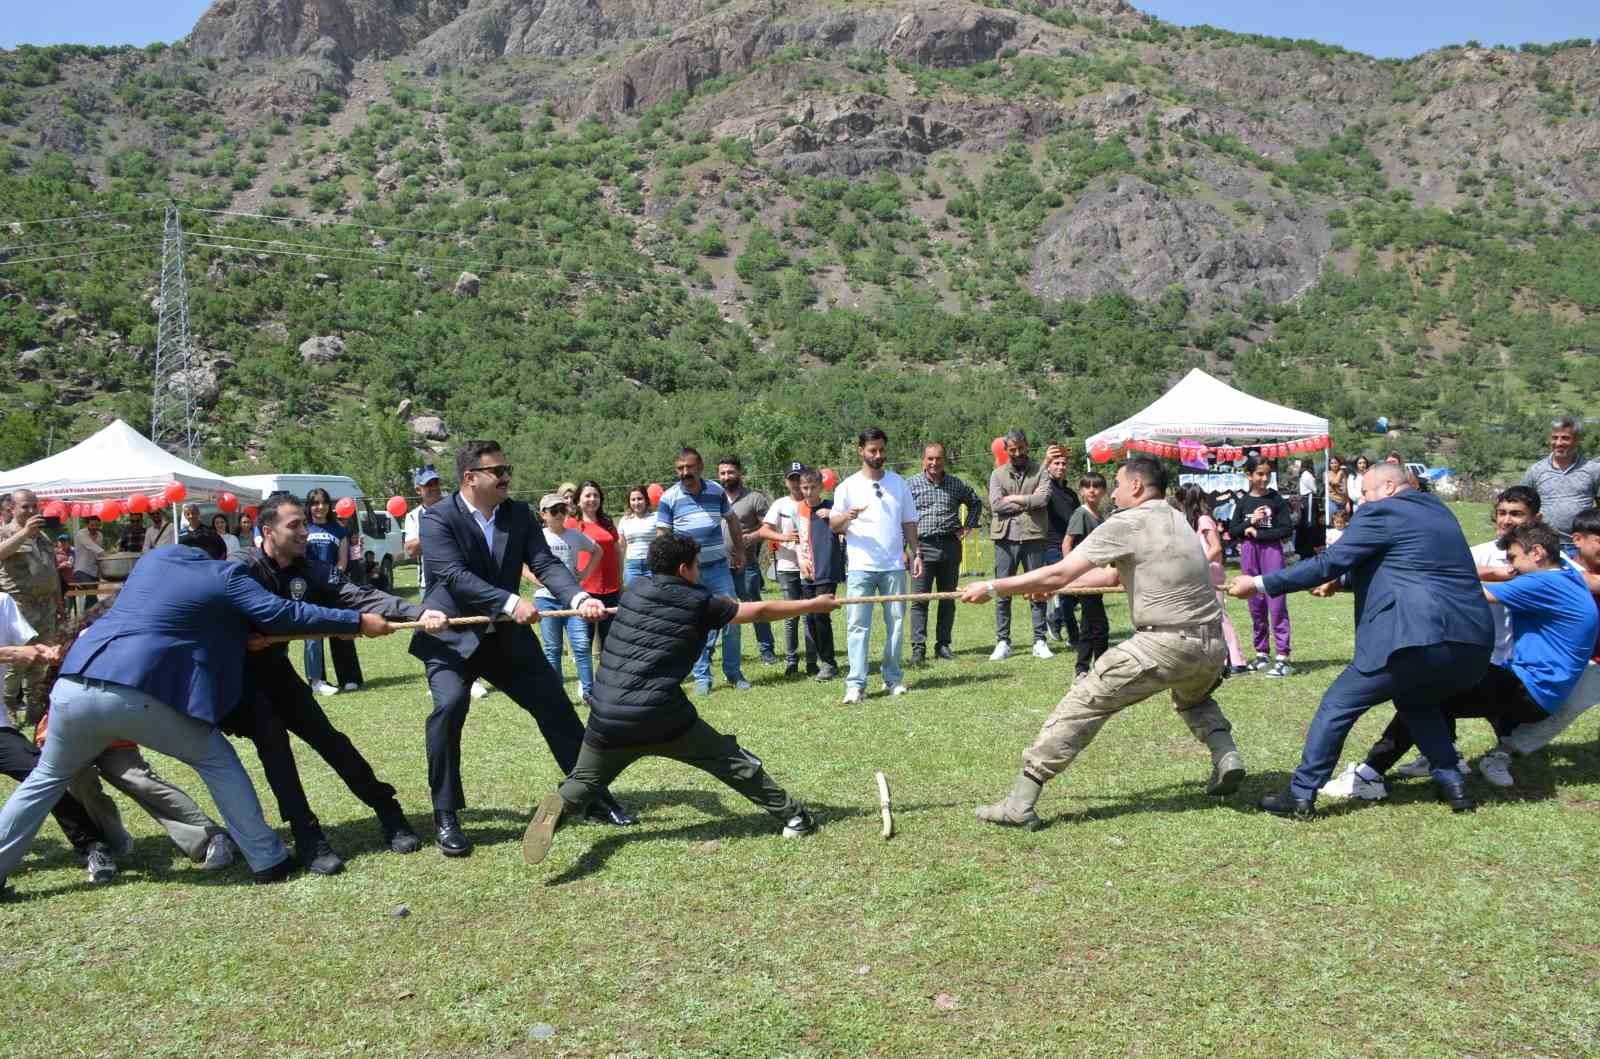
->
[[1344, 522, 1597, 802]]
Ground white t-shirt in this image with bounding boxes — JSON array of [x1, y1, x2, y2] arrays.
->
[[617, 514, 656, 562], [222, 533, 243, 558], [1349, 472, 1364, 507], [0, 592, 39, 732], [404, 505, 427, 590], [535, 527, 598, 600], [762, 495, 804, 573], [833, 470, 918, 573], [1299, 470, 1316, 496]]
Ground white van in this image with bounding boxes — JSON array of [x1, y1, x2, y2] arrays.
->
[[230, 473, 407, 589]]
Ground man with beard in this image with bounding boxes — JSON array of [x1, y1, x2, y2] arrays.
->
[[227, 496, 448, 874], [717, 456, 777, 667]]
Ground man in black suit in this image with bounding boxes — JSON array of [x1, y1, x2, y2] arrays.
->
[[411, 440, 636, 856], [1230, 462, 1495, 816]]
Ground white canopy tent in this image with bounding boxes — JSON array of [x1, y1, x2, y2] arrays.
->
[[1084, 368, 1332, 516], [1084, 368, 1328, 451], [0, 419, 261, 504]]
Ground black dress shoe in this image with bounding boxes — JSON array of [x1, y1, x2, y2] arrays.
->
[[1259, 789, 1317, 818], [297, 834, 345, 876], [783, 661, 799, 677], [252, 856, 298, 885], [585, 793, 638, 826], [434, 810, 472, 856], [910, 647, 926, 666], [1435, 778, 1476, 813], [378, 810, 422, 854], [935, 645, 955, 662]]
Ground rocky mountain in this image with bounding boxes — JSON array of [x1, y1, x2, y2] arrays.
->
[[0, 1, 1595, 487]]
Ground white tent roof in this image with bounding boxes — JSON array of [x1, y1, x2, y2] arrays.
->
[[1085, 369, 1328, 447], [0, 419, 262, 502]]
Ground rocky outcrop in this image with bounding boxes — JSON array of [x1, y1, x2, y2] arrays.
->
[[1031, 176, 1330, 305], [453, 271, 480, 297], [299, 334, 346, 364], [188, 0, 469, 62], [415, 0, 720, 64], [408, 414, 448, 440]]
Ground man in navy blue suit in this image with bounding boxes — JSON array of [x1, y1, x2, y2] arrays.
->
[[411, 440, 635, 857], [1230, 462, 1495, 815], [0, 531, 388, 895]]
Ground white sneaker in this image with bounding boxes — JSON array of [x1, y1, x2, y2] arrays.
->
[[842, 687, 864, 705], [1319, 763, 1388, 800], [311, 680, 339, 696], [201, 833, 236, 871], [989, 642, 1012, 662], [1477, 749, 1515, 788], [341, 682, 360, 692], [1392, 744, 1460, 780], [885, 684, 908, 697], [470, 680, 490, 700], [1031, 640, 1054, 660]]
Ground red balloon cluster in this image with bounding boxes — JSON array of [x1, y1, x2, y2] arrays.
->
[[334, 496, 358, 520], [820, 467, 839, 490], [386, 495, 408, 519], [99, 499, 124, 520], [217, 492, 239, 514], [42, 501, 67, 521], [646, 483, 664, 505], [990, 436, 1008, 467]]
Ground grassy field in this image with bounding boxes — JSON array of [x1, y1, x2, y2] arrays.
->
[[3, 501, 1598, 1058]]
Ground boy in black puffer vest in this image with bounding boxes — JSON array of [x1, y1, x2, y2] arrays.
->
[[522, 533, 842, 864]]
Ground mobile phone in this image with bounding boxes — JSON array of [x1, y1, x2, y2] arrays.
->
[[42, 515, 62, 532]]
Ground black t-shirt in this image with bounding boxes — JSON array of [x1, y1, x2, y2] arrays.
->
[[585, 574, 740, 748]]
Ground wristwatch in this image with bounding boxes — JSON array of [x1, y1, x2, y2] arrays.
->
[[982, 580, 998, 601]]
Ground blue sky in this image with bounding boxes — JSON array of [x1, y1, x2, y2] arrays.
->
[[1, 0, 1594, 58]]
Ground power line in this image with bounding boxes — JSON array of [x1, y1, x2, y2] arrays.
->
[[0, 231, 164, 255], [0, 206, 162, 228], [0, 243, 164, 267]]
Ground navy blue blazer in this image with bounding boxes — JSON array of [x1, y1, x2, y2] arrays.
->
[[62, 545, 360, 724], [1263, 489, 1494, 673], [408, 492, 585, 663]]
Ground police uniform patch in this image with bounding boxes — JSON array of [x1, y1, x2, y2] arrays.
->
[[289, 577, 308, 601]]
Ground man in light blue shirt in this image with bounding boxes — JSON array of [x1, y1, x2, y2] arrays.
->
[[657, 447, 748, 693]]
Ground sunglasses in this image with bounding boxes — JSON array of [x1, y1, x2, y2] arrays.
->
[[471, 464, 514, 479], [543, 505, 569, 514], [873, 483, 883, 499]]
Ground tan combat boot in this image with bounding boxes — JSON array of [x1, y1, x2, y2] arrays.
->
[[1205, 731, 1246, 796], [975, 773, 1044, 831]]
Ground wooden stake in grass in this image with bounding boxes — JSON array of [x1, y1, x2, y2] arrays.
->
[[876, 771, 893, 840]]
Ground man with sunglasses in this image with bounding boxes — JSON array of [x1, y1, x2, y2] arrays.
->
[[410, 440, 636, 857]]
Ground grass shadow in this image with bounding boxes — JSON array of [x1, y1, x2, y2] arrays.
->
[[545, 798, 896, 885]]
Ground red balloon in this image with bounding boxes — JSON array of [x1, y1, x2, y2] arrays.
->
[[646, 483, 664, 505], [386, 495, 408, 519], [243, 505, 259, 520], [334, 496, 357, 520], [216, 492, 239, 513], [990, 437, 1006, 458], [162, 481, 186, 504], [99, 499, 124, 520], [820, 467, 839, 490], [1088, 442, 1112, 463], [42, 501, 67, 521], [127, 493, 151, 514]]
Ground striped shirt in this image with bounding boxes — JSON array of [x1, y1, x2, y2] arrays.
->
[[906, 471, 983, 538], [657, 479, 731, 565]]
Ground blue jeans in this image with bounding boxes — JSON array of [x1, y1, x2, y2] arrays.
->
[[694, 559, 744, 686], [537, 596, 594, 699], [0, 677, 289, 876], [1290, 642, 1488, 800], [845, 568, 907, 691], [732, 560, 774, 655], [623, 558, 651, 585]]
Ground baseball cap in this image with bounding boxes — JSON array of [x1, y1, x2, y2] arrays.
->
[[539, 493, 569, 512], [786, 460, 804, 479], [414, 465, 441, 487]]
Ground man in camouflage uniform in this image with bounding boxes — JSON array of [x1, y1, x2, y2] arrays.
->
[[0, 491, 63, 724]]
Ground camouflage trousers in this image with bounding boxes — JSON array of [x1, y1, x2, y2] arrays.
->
[[3, 590, 59, 716]]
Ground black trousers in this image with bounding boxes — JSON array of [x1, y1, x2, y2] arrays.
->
[[223, 660, 399, 839], [591, 590, 622, 661], [1042, 543, 1080, 643], [557, 719, 796, 820], [0, 727, 103, 853], [1366, 664, 1549, 774], [800, 580, 837, 668], [422, 631, 593, 812], [911, 534, 962, 651], [1075, 595, 1109, 671]]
